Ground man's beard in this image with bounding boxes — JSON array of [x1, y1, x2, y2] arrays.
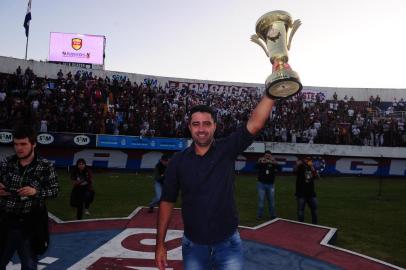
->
[[18, 146, 34, 160], [194, 134, 214, 147]]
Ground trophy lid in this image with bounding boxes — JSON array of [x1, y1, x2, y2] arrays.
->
[[255, 10, 292, 41]]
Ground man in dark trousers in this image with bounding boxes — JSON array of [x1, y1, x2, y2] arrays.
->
[[0, 126, 59, 270], [255, 151, 280, 220], [155, 93, 275, 270], [294, 157, 319, 224], [148, 154, 170, 213]]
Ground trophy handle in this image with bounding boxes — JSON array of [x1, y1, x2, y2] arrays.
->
[[287, 19, 301, 50], [250, 34, 270, 57]]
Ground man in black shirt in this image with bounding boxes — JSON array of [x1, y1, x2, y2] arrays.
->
[[155, 94, 275, 270], [294, 157, 318, 224], [255, 151, 280, 220]]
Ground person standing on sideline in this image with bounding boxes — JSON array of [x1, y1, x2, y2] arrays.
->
[[70, 159, 94, 220], [0, 125, 59, 270], [255, 151, 280, 220], [148, 154, 170, 213], [294, 157, 319, 224], [155, 93, 274, 270]]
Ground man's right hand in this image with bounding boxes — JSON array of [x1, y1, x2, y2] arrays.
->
[[0, 183, 10, 196], [155, 244, 168, 270]]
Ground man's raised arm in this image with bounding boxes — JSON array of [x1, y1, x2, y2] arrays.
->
[[247, 95, 275, 135]]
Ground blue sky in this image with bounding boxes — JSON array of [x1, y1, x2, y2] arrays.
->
[[0, 0, 405, 89]]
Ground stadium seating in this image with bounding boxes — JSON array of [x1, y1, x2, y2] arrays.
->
[[1, 67, 406, 146]]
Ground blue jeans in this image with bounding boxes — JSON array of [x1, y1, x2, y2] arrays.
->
[[0, 228, 37, 270], [148, 181, 162, 208], [257, 182, 276, 219], [182, 230, 243, 270], [297, 197, 318, 224]]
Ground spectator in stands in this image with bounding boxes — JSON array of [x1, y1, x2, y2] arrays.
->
[[398, 98, 405, 111], [70, 159, 94, 220], [57, 69, 63, 81], [0, 89, 6, 104], [148, 154, 170, 213], [2, 67, 406, 148], [255, 151, 280, 220], [294, 157, 319, 224]]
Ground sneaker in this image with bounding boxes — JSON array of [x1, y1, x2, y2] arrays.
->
[[85, 209, 90, 215]]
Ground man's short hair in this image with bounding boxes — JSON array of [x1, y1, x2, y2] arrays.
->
[[13, 125, 37, 144], [189, 105, 216, 123], [161, 154, 170, 161], [265, 150, 271, 154]]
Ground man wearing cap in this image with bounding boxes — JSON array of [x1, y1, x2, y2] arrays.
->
[[155, 93, 275, 270]]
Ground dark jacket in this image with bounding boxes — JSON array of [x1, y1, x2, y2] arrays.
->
[[70, 167, 94, 207], [154, 161, 167, 184], [255, 161, 280, 184], [0, 154, 57, 255], [295, 162, 317, 198]]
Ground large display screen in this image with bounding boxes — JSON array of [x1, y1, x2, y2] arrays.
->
[[49, 32, 105, 65]]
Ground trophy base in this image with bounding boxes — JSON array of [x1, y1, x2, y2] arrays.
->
[[265, 76, 302, 100]]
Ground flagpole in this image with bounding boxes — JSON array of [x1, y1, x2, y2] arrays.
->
[[25, 34, 29, 60], [24, 0, 32, 60]]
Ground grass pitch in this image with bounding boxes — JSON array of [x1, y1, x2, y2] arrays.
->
[[47, 169, 406, 268]]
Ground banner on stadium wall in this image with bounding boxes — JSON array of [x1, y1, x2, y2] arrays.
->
[[97, 135, 187, 150], [167, 80, 263, 95], [2, 145, 404, 176], [37, 133, 97, 147], [0, 131, 96, 148], [0, 131, 13, 145], [300, 88, 328, 102]]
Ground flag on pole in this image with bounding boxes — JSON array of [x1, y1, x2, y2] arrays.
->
[[23, 0, 32, 37]]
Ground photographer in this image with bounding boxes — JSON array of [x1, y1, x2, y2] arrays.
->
[[255, 151, 280, 220], [294, 157, 319, 224]]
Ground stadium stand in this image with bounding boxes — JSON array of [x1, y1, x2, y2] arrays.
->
[[1, 66, 406, 147]]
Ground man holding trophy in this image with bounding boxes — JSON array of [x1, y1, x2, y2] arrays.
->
[[155, 10, 302, 270]]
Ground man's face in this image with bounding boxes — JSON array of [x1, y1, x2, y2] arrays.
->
[[14, 138, 36, 160], [161, 159, 169, 166], [188, 112, 216, 147], [77, 162, 86, 170]]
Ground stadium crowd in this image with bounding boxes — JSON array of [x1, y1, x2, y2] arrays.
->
[[1, 66, 406, 147]]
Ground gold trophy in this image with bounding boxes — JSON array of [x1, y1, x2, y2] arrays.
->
[[251, 10, 302, 99]]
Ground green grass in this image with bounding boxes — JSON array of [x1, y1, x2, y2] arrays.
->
[[47, 170, 406, 268]]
